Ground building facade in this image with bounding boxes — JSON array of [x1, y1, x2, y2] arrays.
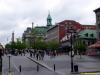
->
[[22, 27, 32, 47], [46, 25, 59, 42], [22, 13, 53, 48], [94, 8, 100, 41], [78, 29, 97, 46], [81, 25, 96, 30], [46, 19, 96, 51], [46, 20, 82, 42]]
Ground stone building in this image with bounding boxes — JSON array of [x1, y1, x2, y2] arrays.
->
[[94, 8, 100, 41], [22, 13, 53, 48]]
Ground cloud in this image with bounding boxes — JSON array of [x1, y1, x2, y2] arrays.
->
[[0, 0, 100, 45]]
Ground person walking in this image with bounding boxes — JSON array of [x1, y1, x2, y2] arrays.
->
[[36, 51, 39, 60]]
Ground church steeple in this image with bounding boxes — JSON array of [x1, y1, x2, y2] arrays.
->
[[47, 12, 52, 27]]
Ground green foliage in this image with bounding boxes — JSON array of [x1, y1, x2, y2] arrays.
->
[[11, 42, 17, 49], [47, 40, 59, 51], [32, 36, 47, 50], [5, 38, 26, 50], [34, 40, 47, 50], [73, 39, 86, 54], [5, 43, 11, 49]]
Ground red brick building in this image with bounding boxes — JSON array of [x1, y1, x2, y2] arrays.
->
[[58, 20, 82, 41], [46, 20, 82, 42], [46, 20, 96, 42], [81, 25, 96, 30]]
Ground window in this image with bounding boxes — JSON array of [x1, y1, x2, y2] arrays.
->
[[98, 15, 100, 21], [98, 24, 100, 29], [99, 32, 100, 39], [90, 34, 94, 37], [69, 22, 72, 25], [84, 33, 88, 37], [97, 16, 100, 25]]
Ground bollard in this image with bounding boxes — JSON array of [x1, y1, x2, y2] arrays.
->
[[54, 64, 55, 71], [8, 56, 11, 72], [37, 64, 39, 72], [19, 65, 21, 72], [74, 65, 78, 73]]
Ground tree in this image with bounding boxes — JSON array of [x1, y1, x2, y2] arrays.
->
[[73, 39, 86, 56], [32, 36, 47, 50], [47, 40, 59, 51], [15, 38, 26, 50], [5, 43, 11, 49], [5, 38, 27, 50], [10, 42, 17, 49]]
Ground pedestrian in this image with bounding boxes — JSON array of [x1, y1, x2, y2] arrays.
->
[[41, 50, 44, 60], [36, 51, 39, 60], [30, 51, 32, 57], [33, 50, 36, 57]]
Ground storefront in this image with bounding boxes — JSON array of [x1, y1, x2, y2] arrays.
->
[[87, 41, 100, 56]]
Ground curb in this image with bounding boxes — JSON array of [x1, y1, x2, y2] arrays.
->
[[80, 71, 100, 74], [27, 57, 54, 71], [27, 56, 66, 75]]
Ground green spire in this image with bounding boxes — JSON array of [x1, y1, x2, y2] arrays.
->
[[47, 11, 52, 27]]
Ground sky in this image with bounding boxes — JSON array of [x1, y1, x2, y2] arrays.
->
[[0, 0, 100, 45]]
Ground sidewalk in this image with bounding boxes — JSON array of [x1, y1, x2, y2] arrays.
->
[[26, 54, 80, 75], [2, 54, 62, 75], [26, 53, 100, 75]]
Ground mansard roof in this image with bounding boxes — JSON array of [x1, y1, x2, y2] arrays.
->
[[94, 7, 100, 13], [32, 26, 47, 34], [78, 29, 97, 39]]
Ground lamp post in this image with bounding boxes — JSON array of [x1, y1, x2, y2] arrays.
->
[[67, 26, 76, 73], [70, 32, 74, 72]]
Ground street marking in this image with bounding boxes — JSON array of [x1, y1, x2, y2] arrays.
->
[[11, 58, 24, 75], [80, 72, 100, 75], [27, 57, 66, 75], [27, 57, 54, 71]]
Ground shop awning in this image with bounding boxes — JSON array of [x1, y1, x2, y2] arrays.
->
[[88, 41, 100, 48]]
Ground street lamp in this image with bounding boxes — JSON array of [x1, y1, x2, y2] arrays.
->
[[67, 26, 76, 73]]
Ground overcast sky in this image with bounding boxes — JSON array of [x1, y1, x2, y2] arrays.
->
[[0, 0, 100, 45]]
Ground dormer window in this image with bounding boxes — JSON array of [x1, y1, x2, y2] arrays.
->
[[90, 34, 94, 37], [85, 33, 88, 37]]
